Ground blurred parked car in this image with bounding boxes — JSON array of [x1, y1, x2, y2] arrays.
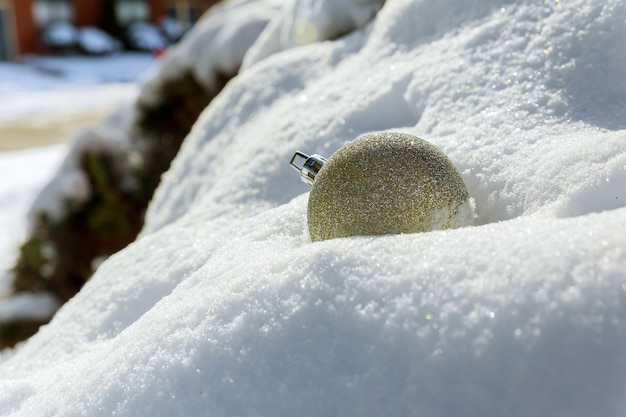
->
[[160, 17, 188, 43], [40, 21, 79, 53], [124, 21, 168, 52], [77, 27, 122, 55]]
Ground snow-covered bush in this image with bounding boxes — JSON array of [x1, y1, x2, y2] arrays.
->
[[242, 0, 386, 68], [12, 128, 142, 302], [1, 0, 277, 348]]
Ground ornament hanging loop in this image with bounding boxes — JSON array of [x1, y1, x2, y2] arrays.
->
[[290, 152, 327, 186]]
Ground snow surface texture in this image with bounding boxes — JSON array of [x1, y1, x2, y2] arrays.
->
[[2, 0, 626, 416]]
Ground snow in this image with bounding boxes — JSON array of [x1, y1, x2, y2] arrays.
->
[[27, 124, 131, 223], [154, 0, 280, 91], [0, 54, 154, 121], [0, 293, 59, 322], [1, 0, 626, 416], [0, 146, 66, 296], [241, 0, 385, 68]]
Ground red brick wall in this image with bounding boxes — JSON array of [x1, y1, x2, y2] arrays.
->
[[74, 0, 103, 27], [11, 0, 37, 55], [149, 0, 165, 23]]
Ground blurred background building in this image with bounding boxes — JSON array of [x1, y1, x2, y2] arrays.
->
[[0, 0, 220, 60]]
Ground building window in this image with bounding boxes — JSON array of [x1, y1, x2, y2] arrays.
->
[[33, 0, 74, 27], [188, 6, 200, 23], [166, 3, 201, 26], [115, 0, 150, 26], [0, 5, 12, 60]]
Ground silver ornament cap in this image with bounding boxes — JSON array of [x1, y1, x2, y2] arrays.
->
[[292, 132, 474, 241], [289, 152, 328, 186]]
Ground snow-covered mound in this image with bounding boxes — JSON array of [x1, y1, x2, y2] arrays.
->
[[144, 0, 282, 96], [2, 0, 626, 416]]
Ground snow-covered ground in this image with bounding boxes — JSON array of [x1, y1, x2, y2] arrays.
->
[[1, 0, 626, 416], [0, 53, 154, 121]]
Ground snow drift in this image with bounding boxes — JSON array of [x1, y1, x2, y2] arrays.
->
[[1, 0, 626, 416]]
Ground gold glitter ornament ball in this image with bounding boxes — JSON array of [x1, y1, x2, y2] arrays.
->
[[307, 132, 474, 241]]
